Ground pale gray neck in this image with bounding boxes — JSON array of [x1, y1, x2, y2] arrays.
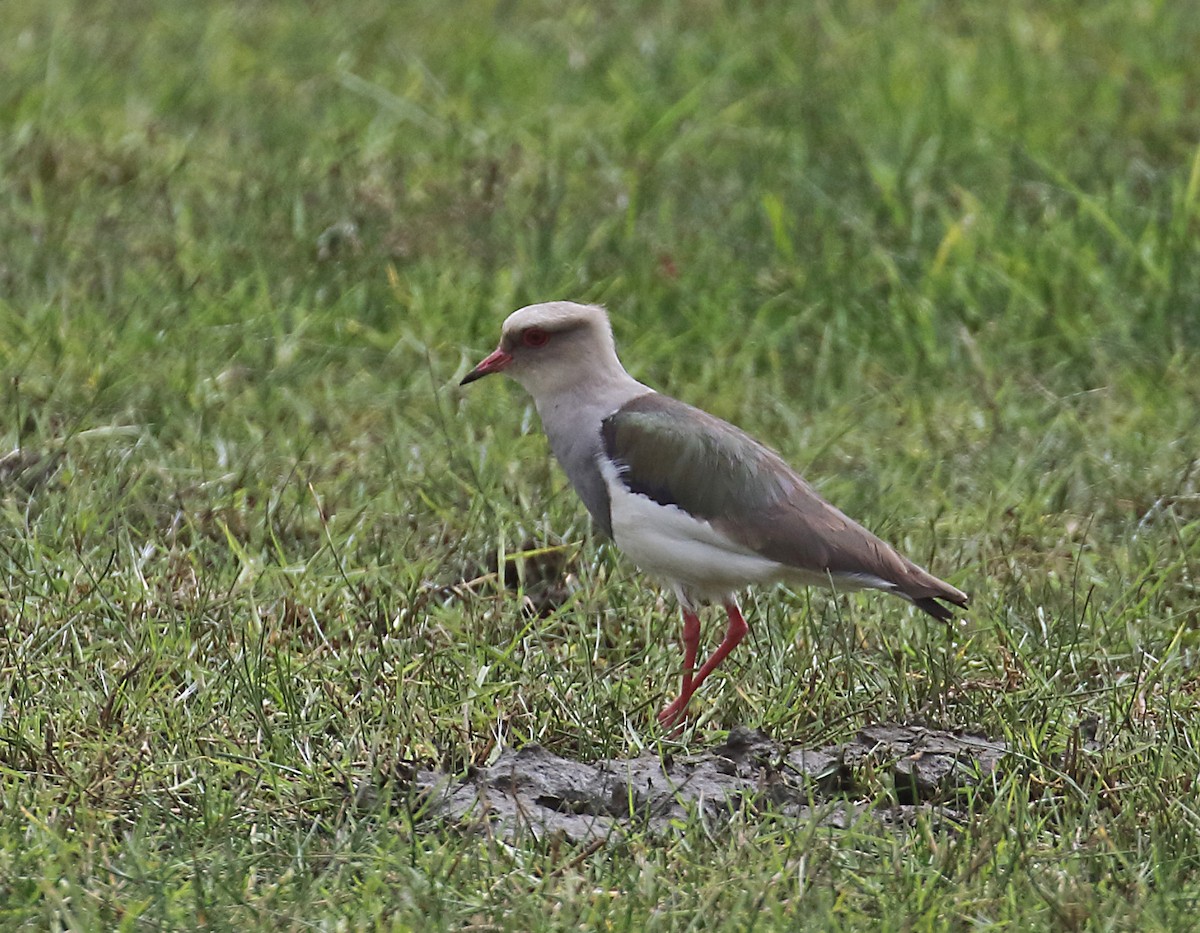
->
[[532, 374, 652, 537]]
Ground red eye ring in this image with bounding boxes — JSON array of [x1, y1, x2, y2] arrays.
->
[[522, 327, 550, 348]]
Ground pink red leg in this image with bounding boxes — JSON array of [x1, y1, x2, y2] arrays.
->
[[679, 607, 701, 695], [658, 607, 701, 727], [658, 601, 748, 728]]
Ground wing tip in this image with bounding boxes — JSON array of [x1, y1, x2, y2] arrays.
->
[[911, 591, 969, 622]]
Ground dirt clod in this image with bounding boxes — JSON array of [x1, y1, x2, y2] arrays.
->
[[398, 724, 1007, 842]]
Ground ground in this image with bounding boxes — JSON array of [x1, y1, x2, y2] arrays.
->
[[2, 0, 1200, 929]]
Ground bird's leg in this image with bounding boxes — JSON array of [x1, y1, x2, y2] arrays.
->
[[657, 607, 702, 727], [658, 601, 748, 728], [679, 606, 701, 696], [689, 600, 748, 694]]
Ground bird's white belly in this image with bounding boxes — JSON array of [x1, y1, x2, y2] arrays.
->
[[604, 475, 788, 599]]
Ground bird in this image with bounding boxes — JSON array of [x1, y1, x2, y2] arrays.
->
[[460, 301, 967, 727]]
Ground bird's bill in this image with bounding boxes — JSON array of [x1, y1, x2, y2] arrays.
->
[[460, 347, 513, 385]]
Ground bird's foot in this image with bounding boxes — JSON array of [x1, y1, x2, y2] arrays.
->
[[657, 696, 690, 732]]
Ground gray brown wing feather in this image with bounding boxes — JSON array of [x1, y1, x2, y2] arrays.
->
[[601, 393, 967, 617]]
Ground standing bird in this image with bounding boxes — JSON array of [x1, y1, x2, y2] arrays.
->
[[461, 302, 967, 727]]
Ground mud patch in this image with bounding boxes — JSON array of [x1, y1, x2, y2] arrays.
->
[[395, 725, 1006, 843]]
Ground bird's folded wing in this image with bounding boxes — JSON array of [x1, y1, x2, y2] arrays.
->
[[601, 393, 966, 609]]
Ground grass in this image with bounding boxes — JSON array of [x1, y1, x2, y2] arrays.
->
[[2, 0, 1200, 927]]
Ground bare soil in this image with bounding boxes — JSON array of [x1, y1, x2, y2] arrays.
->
[[400, 725, 1008, 843]]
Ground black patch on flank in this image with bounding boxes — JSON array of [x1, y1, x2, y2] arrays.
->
[[617, 469, 682, 510], [600, 413, 684, 512]]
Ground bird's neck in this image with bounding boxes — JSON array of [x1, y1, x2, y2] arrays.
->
[[542, 371, 647, 412], [533, 373, 651, 447]]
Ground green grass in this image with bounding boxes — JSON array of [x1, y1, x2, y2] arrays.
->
[[3, 0, 1200, 928]]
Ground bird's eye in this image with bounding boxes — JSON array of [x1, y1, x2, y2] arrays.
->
[[522, 328, 550, 348]]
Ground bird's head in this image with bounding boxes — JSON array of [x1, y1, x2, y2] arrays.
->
[[460, 301, 624, 399]]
